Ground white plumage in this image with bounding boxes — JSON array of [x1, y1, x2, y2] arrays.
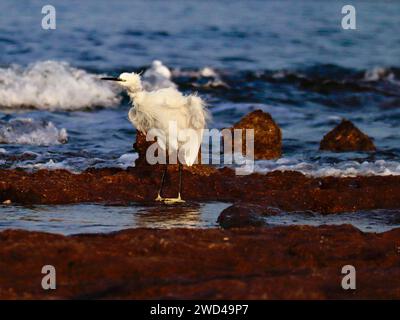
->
[[118, 72, 209, 167], [102, 71, 209, 202]]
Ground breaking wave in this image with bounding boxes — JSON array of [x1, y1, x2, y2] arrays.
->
[[0, 118, 68, 145], [5, 151, 400, 178], [363, 67, 397, 82], [173, 66, 229, 89], [1, 151, 139, 172], [252, 158, 400, 178], [142, 60, 177, 91], [116, 153, 139, 169], [0, 61, 121, 110]]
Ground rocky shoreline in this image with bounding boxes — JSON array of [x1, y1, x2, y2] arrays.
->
[[1, 167, 400, 214], [1, 110, 399, 300], [0, 225, 399, 299]]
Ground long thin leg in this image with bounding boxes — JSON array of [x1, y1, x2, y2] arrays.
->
[[178, 163, 183, 200], [163, 164, 185, 204], [156, 164, 168, 201]]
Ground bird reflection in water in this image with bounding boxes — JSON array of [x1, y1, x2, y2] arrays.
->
[[134, 202, 202, 228]]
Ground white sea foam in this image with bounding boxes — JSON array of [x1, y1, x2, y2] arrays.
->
[[199, 67, 219, 78], [8, 152, 140, 172], [5, 151, 400, 178], [142, 60, 177, 91], [117, 153, 139, 169], [173, 66, 219, 79], [0, 118, 68, 145], [251, 158, 400, 177], [0, 61, 121, 110], [18, 159, 75, 172], [363, 67, 396, 82], [173, 66, 229, 88]]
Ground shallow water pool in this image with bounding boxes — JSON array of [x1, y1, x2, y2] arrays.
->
[[0, 202, 231, 235], [264, 209, 400, 233], [1, 202, 400, 235]]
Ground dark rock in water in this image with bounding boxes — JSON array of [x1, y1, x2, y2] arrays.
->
[[218, 204, 265, 228], [320, 119, 376, 152], [230, 110, 282, 159], [217, 203, 281, 228]]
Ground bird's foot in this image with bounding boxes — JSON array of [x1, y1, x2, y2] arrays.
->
[[163, 194, 185, 204], [155, 193, 164, 202]]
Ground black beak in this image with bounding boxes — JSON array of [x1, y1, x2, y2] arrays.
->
[[101, 77, 123, 81]]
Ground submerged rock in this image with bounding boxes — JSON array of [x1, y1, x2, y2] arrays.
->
[[230, 110, 282, 159], [320, 119, 376, 152], [217, 203, 281, 228]]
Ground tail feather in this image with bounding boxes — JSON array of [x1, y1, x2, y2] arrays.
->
[[187, 95, 210, 129], [181, 95, 210, 166]]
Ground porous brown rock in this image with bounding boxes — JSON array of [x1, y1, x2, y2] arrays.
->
[[2, 168, 400, 213], [230, 110, 282, 159], [1, 225, 400, 299], [320, 119, 376, 152], [133, 130, 158, 167]]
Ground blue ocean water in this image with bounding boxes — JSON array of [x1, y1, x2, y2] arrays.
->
[[0, 1, 400, 233], [2, 0, 399, 70], [0, 0, 399, 174]]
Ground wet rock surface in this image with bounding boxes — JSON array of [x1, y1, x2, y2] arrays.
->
[[231, 110, 282, 159], [1, 168, 400, 214], [133, 130, 154, 167], [1, 225, 399, 299], [320, 119, 376, 152], [217, 203, 281, 228]]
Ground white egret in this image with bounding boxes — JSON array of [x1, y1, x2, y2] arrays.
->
[[102, 72, 209, 203]]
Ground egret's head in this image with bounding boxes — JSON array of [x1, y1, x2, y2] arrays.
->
[[118, 72, 143, 92], [101, 72, 142, 93]]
